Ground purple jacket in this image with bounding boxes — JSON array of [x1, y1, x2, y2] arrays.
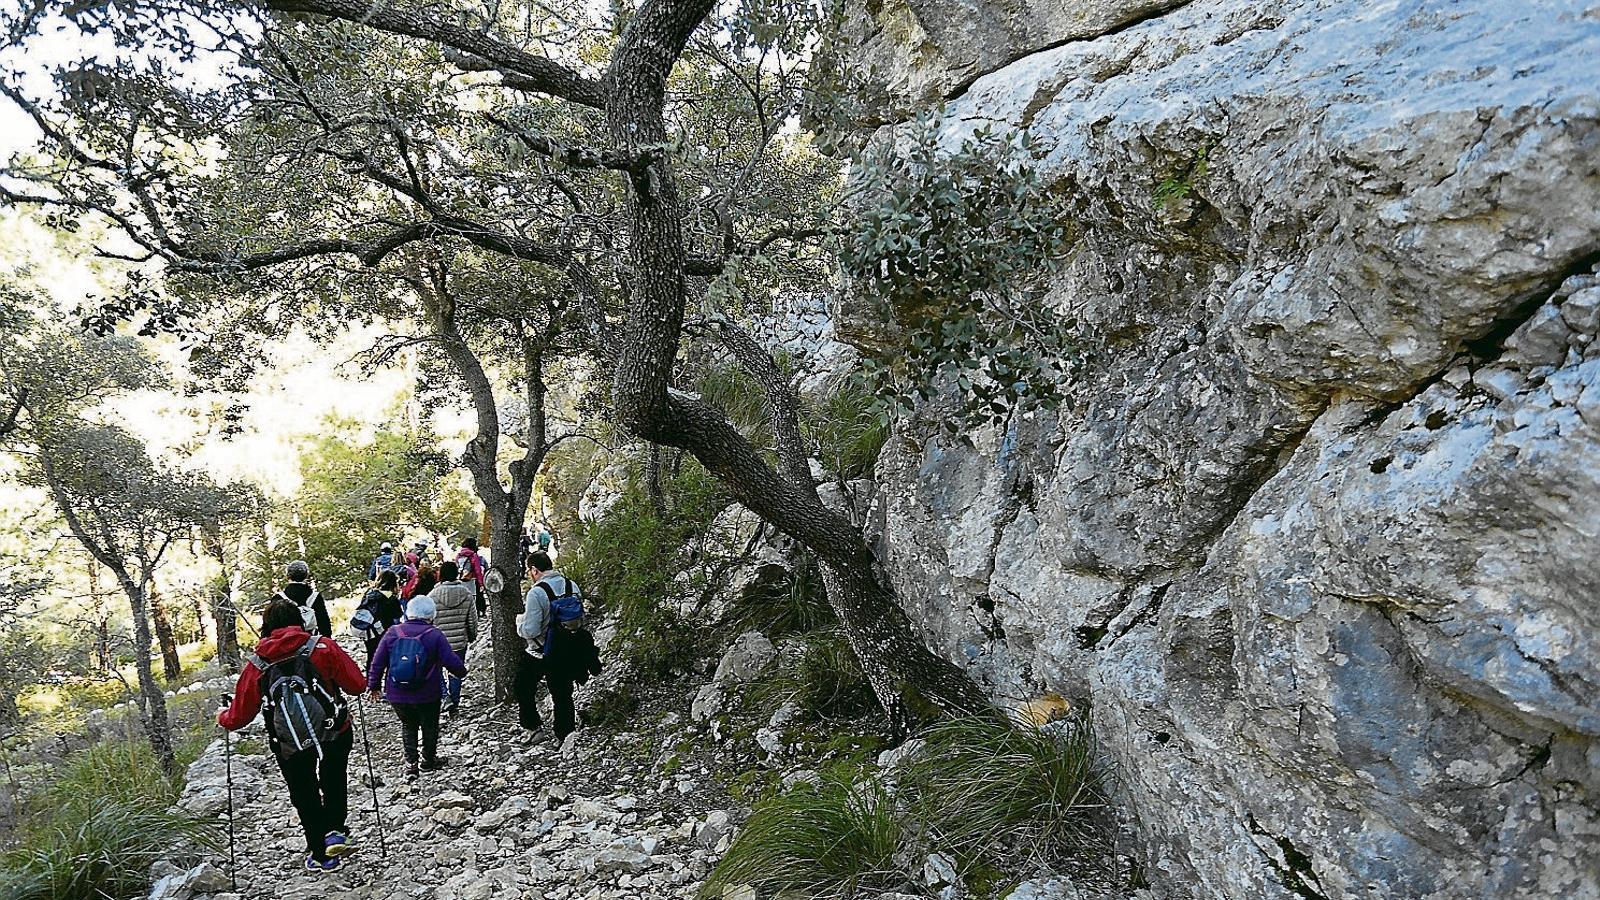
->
[[367, 620, 467, 704]]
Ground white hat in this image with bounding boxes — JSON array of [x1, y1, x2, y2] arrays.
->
[[407, 596, 437, 621]]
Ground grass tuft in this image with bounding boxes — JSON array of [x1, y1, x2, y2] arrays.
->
[[703, 767, 905, 899], [903, 714, 1104, 866], [0, 738, 219, 900], [729, 555, 834, 637], [755, 628, 876, 722]]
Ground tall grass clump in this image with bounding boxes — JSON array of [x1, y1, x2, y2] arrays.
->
[[0, 738, 218, 900], [756, 628, 876, 721], [904, 714, 1103, 865], [807, 376, 890, 480], [702, 768, 905, 899], [729, 554, 834, 637]]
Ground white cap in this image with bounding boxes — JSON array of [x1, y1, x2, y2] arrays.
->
[[407, 596, 437, 621]]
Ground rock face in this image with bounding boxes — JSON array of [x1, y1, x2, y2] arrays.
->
[[838, 1, 1600, 897]]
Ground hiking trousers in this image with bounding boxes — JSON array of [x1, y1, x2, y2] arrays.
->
[[515, 652, 576, 739], [442, 648, 468, 708], [275, 726, 353, 859], [393, 700, 441, 764]]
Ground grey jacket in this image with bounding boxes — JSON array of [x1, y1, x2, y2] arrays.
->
[[429, 579, 478, 652]]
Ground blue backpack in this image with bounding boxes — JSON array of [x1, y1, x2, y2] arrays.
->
[[388, 633, 431, 687], [537, 576, 586, 654]]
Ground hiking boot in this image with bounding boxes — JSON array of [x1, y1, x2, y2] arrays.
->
[[420, 756, 449, 771], [324, 831, 358, 858], [304, 855, 341, 872], [406, 762, 420, 781]]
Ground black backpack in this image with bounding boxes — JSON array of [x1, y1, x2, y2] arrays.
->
[[252, 635, 346, 758]]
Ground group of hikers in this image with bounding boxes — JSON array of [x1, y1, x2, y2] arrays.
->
[[215, 524, 599, 873]]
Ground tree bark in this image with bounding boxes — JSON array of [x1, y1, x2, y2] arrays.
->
[[149, 586, 182, 683], [598, 0, 989, 726], [203, 525, 241, 670], [129, 575, 179, 775]]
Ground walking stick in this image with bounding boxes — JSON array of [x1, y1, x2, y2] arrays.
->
[[219, 706, 238, 892], [354, 694, 388, 859]]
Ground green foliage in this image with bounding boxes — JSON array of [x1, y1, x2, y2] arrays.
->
[[729, 554, 833, 636], [703, 767, 905, 899], [1153, 145, 1212, 210], [806, 374, 890, 480], [0, 739, 219, 900], [841, 117, 1076, 441], [756, 628, 876, 722], [698, 364, 774, 448], [255, 418, 461, 601], [903, 715, 1103, 867], [563, 459, 728, 678]]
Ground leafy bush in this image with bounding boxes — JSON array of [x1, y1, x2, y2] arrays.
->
[[563, 458, 727, 678], [903, 715, 1103, 866], [842, 117, 1076, 439], [0, 739, 219, 900], [703, 768, 905, 899]]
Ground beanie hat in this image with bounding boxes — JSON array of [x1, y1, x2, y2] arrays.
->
[[407, 596, 437, 621]]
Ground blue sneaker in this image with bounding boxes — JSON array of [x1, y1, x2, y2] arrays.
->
[[304, 855, 342, 872], [324, 831, 358, 858]]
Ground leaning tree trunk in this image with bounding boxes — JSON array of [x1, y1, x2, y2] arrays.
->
[[598, 0, 988, 728], [149, 587, 182, 683]]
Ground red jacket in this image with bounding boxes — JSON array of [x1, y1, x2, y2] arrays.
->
[[217, 627, 366, 732]]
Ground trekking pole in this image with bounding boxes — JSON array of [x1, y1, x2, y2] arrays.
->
[[354, 695, 388, 859], [219, 703, 238, 892]]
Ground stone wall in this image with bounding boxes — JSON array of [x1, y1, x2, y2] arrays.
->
[[838, 0, 1600, 897]]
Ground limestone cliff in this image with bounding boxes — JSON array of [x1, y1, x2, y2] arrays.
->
[[837, 0, 1600, 896]]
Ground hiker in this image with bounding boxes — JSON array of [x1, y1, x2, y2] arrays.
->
[[537, 522, 554, 554], [427, 560, 477, 717], [354, 570, 404, 669], [412, 554, 438, 600], [515, 551, 601, 742], [394, 551, 420, 601], [277, 560, 331, 636], [218, 598, 366, 872], [367, 595, 467, 779], [366, 541, 396, 581], [455, 537, 487, 616]]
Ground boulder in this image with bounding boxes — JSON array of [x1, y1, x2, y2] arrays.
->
[[838, 0, 1600, 896]]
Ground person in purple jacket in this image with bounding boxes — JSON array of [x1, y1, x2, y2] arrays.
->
[[367, 595, 467, 780]]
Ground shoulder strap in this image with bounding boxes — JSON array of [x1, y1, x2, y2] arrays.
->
[[298, 634, 320, 658], [306, 590, 320, 605], [537, 579, 558, 603]]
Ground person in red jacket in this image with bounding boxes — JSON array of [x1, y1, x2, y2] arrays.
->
[[218, 599, 368, 872]]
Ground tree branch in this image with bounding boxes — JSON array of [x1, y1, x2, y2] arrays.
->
[[265, 0, 607, 108]]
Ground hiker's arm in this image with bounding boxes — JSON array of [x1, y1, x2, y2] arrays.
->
[[323, 639, 367, 695], [314, 595, 333, 637], [217, 665, 261, 730], [367, 631, 392, 692], [439, 638, 467, 678]]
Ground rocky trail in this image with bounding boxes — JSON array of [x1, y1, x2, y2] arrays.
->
[[149, 633, 749, 900]]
